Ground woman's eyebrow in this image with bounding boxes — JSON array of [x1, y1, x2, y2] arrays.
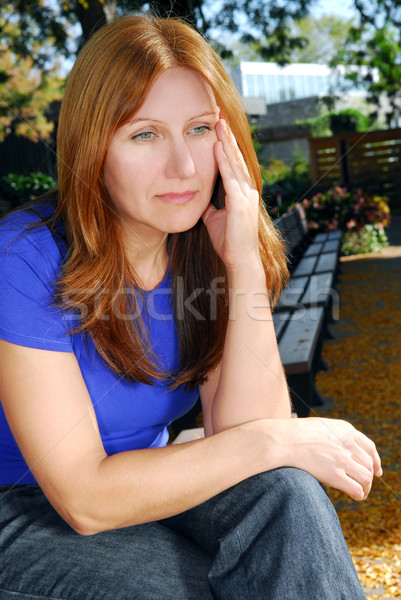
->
[[127, 111, 217, 126]]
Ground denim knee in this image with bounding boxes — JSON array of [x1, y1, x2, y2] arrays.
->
[[264, 466, 329, 505], [256, 467, 338, 529]]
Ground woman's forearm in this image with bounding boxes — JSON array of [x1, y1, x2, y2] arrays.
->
[[61, 415, 382, 536], [210, 260, 291, 433], [63, 420, 280, 535]]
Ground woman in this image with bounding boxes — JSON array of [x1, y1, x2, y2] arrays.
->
[[0, 15, 381, 600]]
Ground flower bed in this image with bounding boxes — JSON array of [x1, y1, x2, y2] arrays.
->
[[298, 187, 391, 255]]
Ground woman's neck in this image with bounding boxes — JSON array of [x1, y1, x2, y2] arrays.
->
[[122, 229, 169, 291]]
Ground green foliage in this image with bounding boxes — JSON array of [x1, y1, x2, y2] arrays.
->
[[288, 14, 353, 64], [328, 109, 371, 135], [0, 172, 57, 210], [298, 108, 372, 139], [297, 186, 391, 255], [0, 5, 66, 142], [1, 0, 314, 68], [332, 2, 401, 126], [297, 113, 331, 138], [0, 2, 70, 71], [261, 158, 290, 185], [341, 223, 389, 255], [250, 125, 265, 166], [262, 153, 312, 215]]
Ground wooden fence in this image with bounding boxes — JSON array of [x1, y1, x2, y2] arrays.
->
[[309, 128, 401, 211], [0, 134, 56, 179]]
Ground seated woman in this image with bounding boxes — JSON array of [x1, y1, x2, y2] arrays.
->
[[0, 15, 381, 600]]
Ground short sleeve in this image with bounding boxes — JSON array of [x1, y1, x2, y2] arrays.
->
[[0, 212, 74, 352]]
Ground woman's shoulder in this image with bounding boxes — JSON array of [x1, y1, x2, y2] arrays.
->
[[0, 199, 66, 263], [0, 200, 74, 352]]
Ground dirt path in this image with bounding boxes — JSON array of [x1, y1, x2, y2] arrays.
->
[[314, 246, 401, 599]]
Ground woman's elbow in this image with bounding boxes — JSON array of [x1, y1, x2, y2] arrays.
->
[[58, 501, 105, 536]]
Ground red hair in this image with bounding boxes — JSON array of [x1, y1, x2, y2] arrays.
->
[[54, 15, 288, 386]]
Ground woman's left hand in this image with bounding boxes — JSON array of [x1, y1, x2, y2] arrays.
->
[[202, 118, 261, 272]]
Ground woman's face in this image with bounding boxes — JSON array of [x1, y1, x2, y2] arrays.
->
[[103, 66, 219, 245]]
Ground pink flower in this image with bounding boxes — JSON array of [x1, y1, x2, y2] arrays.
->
[[347, 219, 356, 230]]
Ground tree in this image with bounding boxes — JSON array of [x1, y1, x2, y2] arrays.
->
[[0, 47, 64, 142], [0, 7, 65, 142], [1, 0, 314, 67], [332, 0, 401, 127], [288, 14, 354, 64], [0, 0, 314, 142], [0, 1, 70, 72]]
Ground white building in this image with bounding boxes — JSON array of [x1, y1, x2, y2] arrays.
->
[[233, 61, 365, 106]]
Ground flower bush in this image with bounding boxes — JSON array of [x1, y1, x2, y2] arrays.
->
[[0, 171, 57, 216], [341, 223, 389, 255], [297, 186, 391, 255]]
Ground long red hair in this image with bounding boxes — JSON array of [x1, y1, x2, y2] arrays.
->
[[54, 15, 288, 387]]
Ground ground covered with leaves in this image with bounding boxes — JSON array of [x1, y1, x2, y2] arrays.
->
[[315, 248, 401, 599]]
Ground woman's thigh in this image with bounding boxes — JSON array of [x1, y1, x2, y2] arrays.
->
[[163, 467, 367, 600], [0, 485, 212, 600]]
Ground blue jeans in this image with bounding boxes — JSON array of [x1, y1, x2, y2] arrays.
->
[[0, 467, 366, 599]]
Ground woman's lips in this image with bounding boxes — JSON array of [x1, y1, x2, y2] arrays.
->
[[156, 191, 196, 204]]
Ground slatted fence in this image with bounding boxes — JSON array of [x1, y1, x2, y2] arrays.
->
[[309, 129, 401, 211], [0, 134, 56, 179]]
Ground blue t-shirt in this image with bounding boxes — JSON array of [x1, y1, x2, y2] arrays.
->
[[0, 204, 199, 485]]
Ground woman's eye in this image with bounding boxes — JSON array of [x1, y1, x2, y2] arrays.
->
[[190, 125, 210, 135], [132, 131, 155, 141]]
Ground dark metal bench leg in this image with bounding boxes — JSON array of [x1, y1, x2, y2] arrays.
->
[[286, 372, 313, 418], [312, 385, 326, 407]]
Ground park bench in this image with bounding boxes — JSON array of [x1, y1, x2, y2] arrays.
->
[[170, 206, 342, 441], [272, 205, 341, 416]]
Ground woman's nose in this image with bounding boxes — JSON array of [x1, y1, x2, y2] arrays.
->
[[164, 138, 196, 179]]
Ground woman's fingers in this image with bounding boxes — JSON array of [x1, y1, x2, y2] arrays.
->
[[343, 450, 373, 500], [213, 139, 243, 203], [356, 431, 382, 476], [286, 417, 382, 502], [215, 119, 255, 194], [335, 424, 380, 499], [205, 117, 260, 269]]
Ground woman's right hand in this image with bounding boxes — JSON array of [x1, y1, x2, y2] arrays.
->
[[263, 417, 382, 501]]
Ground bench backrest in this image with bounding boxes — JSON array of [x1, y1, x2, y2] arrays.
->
[[274, 207, 308, 268]]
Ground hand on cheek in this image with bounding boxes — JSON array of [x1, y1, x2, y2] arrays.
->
[[202, 119, 261, 272]]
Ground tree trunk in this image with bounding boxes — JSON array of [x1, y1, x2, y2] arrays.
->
[[75, 0, 107, 40]]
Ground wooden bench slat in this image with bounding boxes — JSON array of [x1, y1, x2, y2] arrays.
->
[[293, 255, 318, 277], [323, 239, 341, 253], [278, 307, 325, 374], [303, 242, 324, 257], [314, 232, 328, 243], [327, 230, 342, 240], [275, 276, 309, 312], [301, 272, 335, 307], [315, 252, 337, 274]]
